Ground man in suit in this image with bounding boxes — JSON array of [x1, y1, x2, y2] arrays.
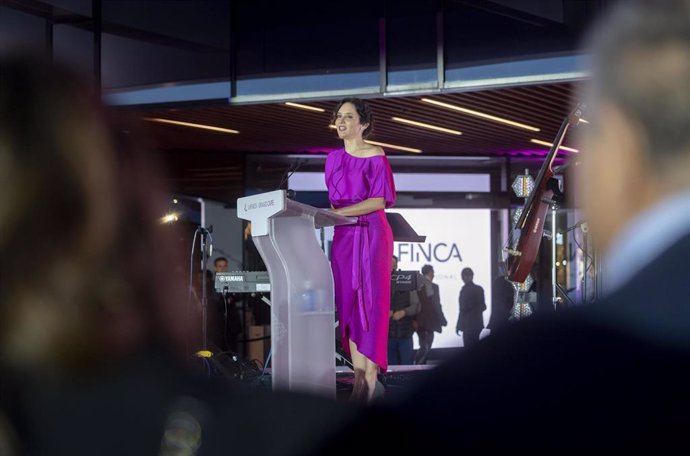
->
[[414, 265, 447, 364], [456, 268, 486, 349], [314, 1, 690, 453]]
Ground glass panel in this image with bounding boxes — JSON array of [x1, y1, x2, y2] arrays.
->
[[443, 0, 601, 83], [53, 24, 94, 80], [43, 0, 92, 17], [387, 0, 437, 89], [0, 7, 47, 52], [235, 0, 379, 96], [101, 0, 230, 89]]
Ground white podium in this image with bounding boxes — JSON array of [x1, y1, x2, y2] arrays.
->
[[237, 190, 355, 397]]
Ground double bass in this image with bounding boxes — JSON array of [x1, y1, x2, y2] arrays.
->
[[507, 103, 585, 283]]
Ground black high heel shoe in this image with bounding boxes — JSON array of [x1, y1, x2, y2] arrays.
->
[[369, 379, 386, 402], [349, 369, 369, 403]]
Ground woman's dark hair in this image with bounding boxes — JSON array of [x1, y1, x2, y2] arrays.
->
[[332, 97, 374, 138]]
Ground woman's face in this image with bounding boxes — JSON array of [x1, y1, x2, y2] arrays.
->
[[334, 102, 368, 140]]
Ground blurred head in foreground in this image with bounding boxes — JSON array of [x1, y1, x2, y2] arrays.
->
[[0, 55, 191, 378], [580, 0, 690, 253]]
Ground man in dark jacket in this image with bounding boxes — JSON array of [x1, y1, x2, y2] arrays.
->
[[414, 265, 447, 364], [456, 268, 486, 349], [388, 257, 420, 365]]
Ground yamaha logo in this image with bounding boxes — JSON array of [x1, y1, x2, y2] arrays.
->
[[223, 276, 244, 282]]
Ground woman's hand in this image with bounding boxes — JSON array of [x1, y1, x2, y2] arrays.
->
[[329, 197, 385, 217]]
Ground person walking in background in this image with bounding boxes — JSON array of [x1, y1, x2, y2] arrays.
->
[[456, 267, 486, 349], [414, 265, 447, 365], [487, 261, 514, 335]]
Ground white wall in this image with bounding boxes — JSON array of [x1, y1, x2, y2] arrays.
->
[[393, 209, 493, 349]]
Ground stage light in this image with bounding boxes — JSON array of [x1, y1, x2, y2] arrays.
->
[[173, 198, 178, 204], [511, 173, 535, 198], [391, 117, 462, 135], [420, 98, 541, 132], [512, 273, 534, 293], [530, 139, 579, 153], [143, 118, 239, 134], [285, 102, 325, 112], [161, 213, 179, 224]]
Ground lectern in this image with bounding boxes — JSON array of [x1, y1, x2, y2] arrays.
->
[[237, 190, 355, 396]]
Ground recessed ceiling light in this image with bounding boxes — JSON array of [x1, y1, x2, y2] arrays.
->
[[530, 139, 579, 153], [421, 98, 540, 132], [391, 117, 462, 135], [143, 118, 239, 134], [285, 102, 325, 112]]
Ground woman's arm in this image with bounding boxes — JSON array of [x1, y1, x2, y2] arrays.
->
[[331, 197, 385, 217]]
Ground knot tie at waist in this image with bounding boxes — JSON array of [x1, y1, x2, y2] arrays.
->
[[350, 211, 382, 332]]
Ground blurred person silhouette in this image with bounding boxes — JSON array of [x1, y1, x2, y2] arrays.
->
[[414, 265, 446, 365], [487, 261, 514, 335], [456, 267, 486, 349], [313, 1, 690, 453], [0, 54, 353, 456]]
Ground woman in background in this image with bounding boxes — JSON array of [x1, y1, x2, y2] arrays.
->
[[326, 98, 396, 401]]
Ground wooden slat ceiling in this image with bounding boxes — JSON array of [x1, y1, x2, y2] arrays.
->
[[143, 81, 581, 157], [140, 81, 582, 202]]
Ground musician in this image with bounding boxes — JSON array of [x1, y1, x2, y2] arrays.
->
[[456, 268, 486, 349], [213, 257, 229, 273], [326, 98, 396, 401]]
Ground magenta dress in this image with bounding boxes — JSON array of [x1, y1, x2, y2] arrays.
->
[[325, 148, 396, 372]]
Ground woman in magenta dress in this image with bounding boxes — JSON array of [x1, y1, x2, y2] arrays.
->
[[326, 98, 396, 401]]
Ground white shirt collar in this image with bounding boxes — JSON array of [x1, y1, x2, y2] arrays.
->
[[603, 190, 690, 294]]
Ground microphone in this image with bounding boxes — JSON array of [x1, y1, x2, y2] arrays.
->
[[198, 226, 214, 269], [563, 220, 588, 233], [276, 159, 307, 196]]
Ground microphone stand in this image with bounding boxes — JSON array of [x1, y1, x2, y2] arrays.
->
[[196, 226, 213, 358]]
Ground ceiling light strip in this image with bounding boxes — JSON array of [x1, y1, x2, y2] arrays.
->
[[365, 140, 422, 154], [420, 98, 540, 132], [285, 102, 326, 112], [530, 138, 579, 153], [143, 117, 239, 134], [391, 116, 462, 135]]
